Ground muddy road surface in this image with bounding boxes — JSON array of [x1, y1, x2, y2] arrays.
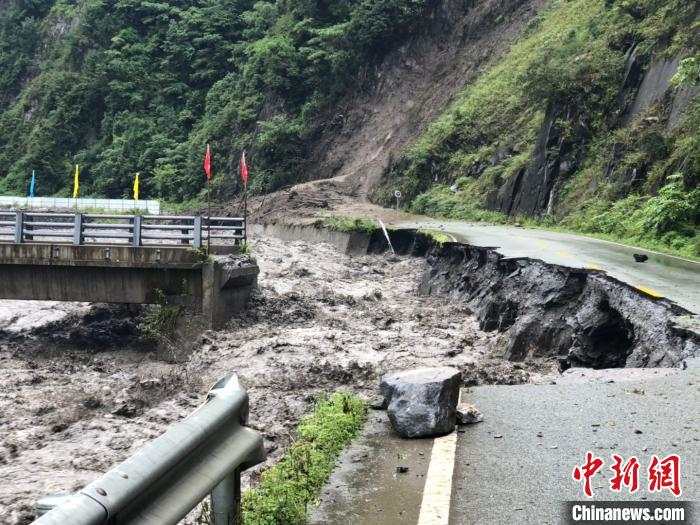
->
[[0, 234, 557, 523]]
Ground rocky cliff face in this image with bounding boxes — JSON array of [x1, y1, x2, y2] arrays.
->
[[487, 50, 698, 218], [368, 0, 697, 257]]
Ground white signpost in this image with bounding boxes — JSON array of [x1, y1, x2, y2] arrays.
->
[[394, 190, 402, 210]]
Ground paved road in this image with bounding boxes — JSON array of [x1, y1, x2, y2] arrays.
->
[[309, 414, 434, 525], [310, 366, 699, 524], [392, 220, 700, 314], [451, 364, 699, 524]]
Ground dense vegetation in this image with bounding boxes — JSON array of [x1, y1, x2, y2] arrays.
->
[[242, 392, 366, 525], [0, 0, 429, 200], [1, 0, 698, 256], [375, 0, 699, 257]]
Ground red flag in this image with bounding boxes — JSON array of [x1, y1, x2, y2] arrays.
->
[[239, 151, 249, 188], [203, 144, 212, 181]]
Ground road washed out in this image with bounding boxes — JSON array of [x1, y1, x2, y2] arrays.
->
[[0, 234, 558, 523]]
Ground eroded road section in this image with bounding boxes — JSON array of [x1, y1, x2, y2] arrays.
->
[[0, 234, 554, 524]]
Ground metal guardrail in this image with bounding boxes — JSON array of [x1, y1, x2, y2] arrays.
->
[[0, 212, 246, 247], [0, 196, 160, 214], [33, 374, 266, 525]]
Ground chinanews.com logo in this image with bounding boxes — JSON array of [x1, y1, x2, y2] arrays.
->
[[562, 452, 694, 524]]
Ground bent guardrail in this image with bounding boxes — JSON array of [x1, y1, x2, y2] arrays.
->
[[0, 212, 246, 247], [33, 374, 266, 525]]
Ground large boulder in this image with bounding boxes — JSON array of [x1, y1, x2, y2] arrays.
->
[[380, 367, 462, 438]]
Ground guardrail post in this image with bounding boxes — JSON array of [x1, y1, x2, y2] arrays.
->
[[73, 213, 83, 245], [193, 216, 202, 248], [211, 468, 242, 525], [14, 211, 23, 243], [24, 213, 34, 241], [133, 215, 142, 247]]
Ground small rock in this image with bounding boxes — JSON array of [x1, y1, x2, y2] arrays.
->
[[368, 395, 387, 410], [50, 422, 68, 433], [634, 429, 643, 434], [82, 397, 102, 409], [456, 403, 484, 425], [633, 254, 648, 263], [494, 434, 503, 439], [396, 466, 409, 474], [112, 401, 144, 418]]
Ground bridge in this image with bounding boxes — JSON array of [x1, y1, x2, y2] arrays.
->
[[0, 211, 258, 328]]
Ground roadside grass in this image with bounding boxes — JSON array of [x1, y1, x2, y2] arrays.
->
[[319, 215, 378, 234], [418, 229, 453, 245], [242, 393, 367, 525], [405, 184, 699, 260]]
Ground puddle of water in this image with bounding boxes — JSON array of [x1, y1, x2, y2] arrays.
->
[[309, 411, 434, 525]]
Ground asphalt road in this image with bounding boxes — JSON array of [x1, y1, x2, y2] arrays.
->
[[310, 366, 699, 524], [393, 220, 700, 314], [451, 364, 700, 524], [309, 414, 434, 525]]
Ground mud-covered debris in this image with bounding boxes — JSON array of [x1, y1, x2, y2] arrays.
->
[[368, 395, 387, 410], [0, 234, 554, 520], [81, 397, 101, 409], [112, 400, 145, 418]]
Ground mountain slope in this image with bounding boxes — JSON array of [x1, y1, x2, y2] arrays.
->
[[0, 0, 434, 199], [373, 0, 699, 256], [0, 0, 697, 256]]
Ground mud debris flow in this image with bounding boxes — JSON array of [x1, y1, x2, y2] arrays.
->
[[0, 235, 557, 524]]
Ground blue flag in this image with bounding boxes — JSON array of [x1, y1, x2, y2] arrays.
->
[[28, 170, 36, 197]]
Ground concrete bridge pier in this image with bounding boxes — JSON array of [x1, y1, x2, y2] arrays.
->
[[201, 256, 259, 329]]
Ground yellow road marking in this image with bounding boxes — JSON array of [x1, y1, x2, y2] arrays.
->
[[634, 285, 663, 298], [417, 432, 458, 525]]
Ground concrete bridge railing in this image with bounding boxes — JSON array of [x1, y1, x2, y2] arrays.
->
[[0, 211, 245, 248], [33, 374, 266, 525]]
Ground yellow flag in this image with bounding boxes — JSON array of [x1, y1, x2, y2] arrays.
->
[[133, 172, 140, 200], [72, 164, 79, 198]]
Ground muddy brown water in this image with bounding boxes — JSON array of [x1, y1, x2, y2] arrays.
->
[[0, 235, 557, 523]]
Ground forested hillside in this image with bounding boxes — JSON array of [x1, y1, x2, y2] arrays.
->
[[374, 0, 699, 257], [0, 0, 430, 199], [0, 0, 698, 256]]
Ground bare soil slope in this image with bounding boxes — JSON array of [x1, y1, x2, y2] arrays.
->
[[304, 0, 547, 196]]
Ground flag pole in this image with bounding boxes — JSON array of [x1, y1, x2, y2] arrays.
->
[[207, 176, 211, 254], [244, 182, 248, 246]]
